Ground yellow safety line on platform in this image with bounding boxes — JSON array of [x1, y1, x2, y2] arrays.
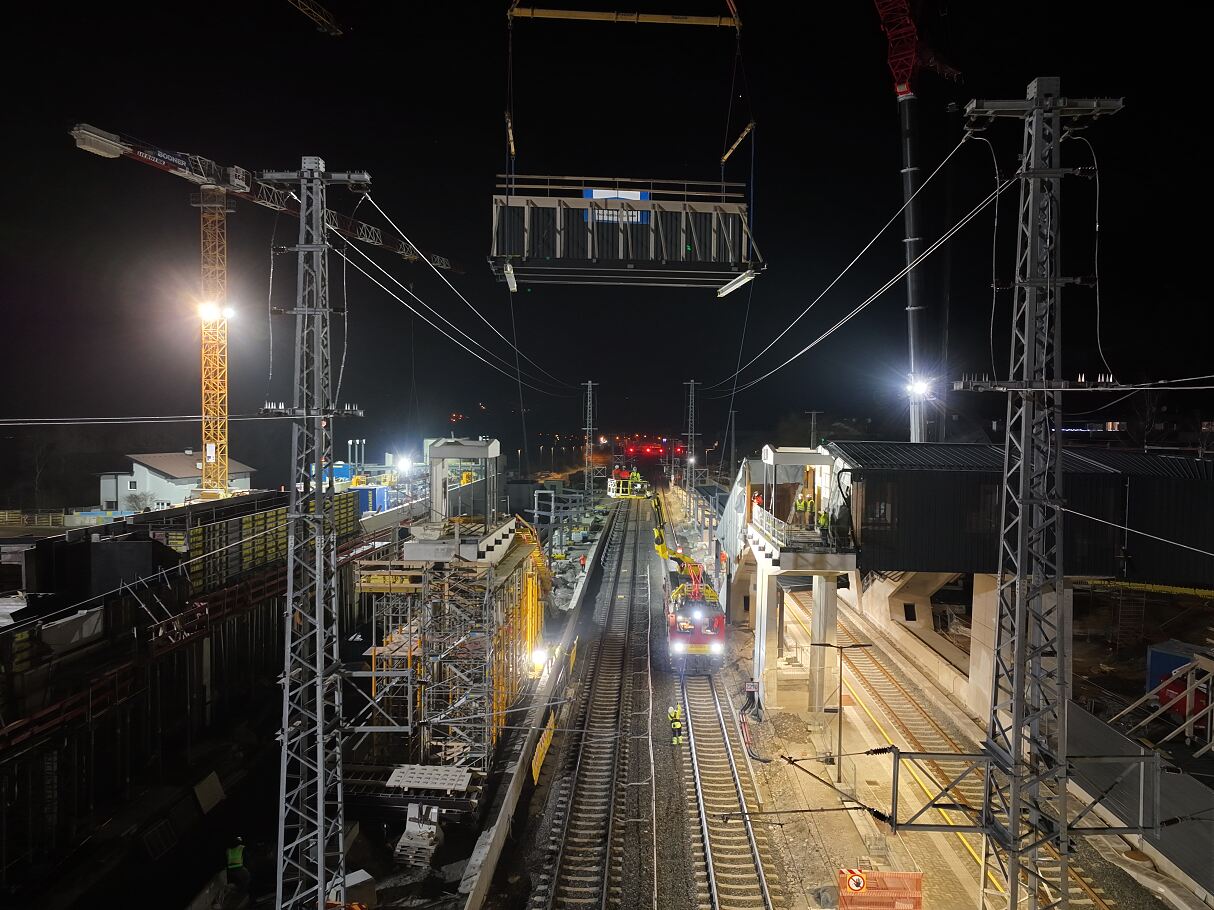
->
[[785, 598, 1004, 893]]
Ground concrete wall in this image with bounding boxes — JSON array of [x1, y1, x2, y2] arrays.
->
[[848, 571, 1074, 725], [844, 572, 977, 718]]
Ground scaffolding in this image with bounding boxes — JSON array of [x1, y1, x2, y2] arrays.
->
[[352, 530, 546, 778]]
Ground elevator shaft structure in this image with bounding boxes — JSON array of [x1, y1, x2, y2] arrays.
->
[[263, 156, 370, 910]]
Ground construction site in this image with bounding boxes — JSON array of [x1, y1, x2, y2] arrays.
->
[[3, 3, 1213, 910]]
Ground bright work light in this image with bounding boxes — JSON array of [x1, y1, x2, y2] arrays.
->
[[716, 269, 756, 299]]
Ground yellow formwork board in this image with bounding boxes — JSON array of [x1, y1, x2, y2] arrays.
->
[[357, 571, 425, 594], [531, 713, 556, 784]]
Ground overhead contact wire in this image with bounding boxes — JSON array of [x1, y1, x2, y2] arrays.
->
[[706, 134, 971, 391], [340, 242, 566, 392], [363, 195, 574, 389], [335, 250, 570, 398], [712, 176, 1016, 398]]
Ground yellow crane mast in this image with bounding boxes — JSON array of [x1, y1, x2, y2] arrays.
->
[[196, 186, 232, 496]]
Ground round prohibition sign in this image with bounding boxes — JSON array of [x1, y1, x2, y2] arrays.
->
[[846, 872, 866, 892]]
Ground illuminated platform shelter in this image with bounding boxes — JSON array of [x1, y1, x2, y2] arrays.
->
[[489, 174, 763, 290]]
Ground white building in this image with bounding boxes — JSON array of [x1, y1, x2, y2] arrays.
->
[[98, 451, 256, 511]]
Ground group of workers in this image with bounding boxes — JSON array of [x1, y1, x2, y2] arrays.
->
[[751, 489, 830, 538]]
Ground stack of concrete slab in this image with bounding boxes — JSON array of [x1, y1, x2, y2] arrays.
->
[[393, 803, 440, 868]]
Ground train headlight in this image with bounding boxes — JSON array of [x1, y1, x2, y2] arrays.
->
[[672, 640, 686, 654], [692, 609, 704, 621], [710, 641, 724, 655], [531, 646, 549, 669]]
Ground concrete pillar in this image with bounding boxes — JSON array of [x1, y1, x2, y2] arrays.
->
[[727, 564, 751, 626], [753, 566, 780, 710], [966, 573, 998, 719], [807, 574, 838, 712], [965, 574, 1074, 729]]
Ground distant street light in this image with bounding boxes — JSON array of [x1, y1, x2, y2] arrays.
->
[[811, 641, 873, 782]]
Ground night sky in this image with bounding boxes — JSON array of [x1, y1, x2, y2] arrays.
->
[[2, 3, 1208, 495]]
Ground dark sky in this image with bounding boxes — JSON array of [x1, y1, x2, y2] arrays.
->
[[2, 3, 1208, 489]]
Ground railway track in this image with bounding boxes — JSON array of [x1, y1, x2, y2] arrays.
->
[[682, 675, 782, 910], [531, 499, 655, 910], [835, 615, 1115, 909]]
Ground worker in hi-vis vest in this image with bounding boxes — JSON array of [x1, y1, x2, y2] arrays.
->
[[794, 492, 813, 526], [668, 705, 684, 745], [226, 836, 249, 892]]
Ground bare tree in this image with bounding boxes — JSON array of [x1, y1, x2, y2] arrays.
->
[[32, 439, 58, 511], [124, 490, 156, 511]]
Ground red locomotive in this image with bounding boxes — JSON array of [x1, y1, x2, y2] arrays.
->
[[651, 494, 726, 674]]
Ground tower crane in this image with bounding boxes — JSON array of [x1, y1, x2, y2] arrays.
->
[[287, 0, 342, 35], [70, 124, 454, 496]]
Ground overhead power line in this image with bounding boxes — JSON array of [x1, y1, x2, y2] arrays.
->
[[340, 242, 566, 393], [710, 175, 1016, 398], [1068, 133, 1116, 381], [0, 414, 300, 427], [706, 134, 971, 391], [335, 249, 571, 398], [1060, 506, 1214, 560], [2, 518, 292, 636], [363, 195, 574, 389]]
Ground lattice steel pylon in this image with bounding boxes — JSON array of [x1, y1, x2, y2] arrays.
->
[[684, 379, 701, 493], [963, 79, 1122, 909], [197, 186, 231, 495], [263, 156, 370, 910], [583, 380, 605, 500]]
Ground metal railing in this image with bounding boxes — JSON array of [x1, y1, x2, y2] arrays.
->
[[751, 504, 788, 547], [751, 504, 851, 552]]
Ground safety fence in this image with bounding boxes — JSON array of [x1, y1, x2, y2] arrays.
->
[[836, 869, 923, 909]]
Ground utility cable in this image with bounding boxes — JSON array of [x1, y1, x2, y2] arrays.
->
[[970, 133, 1002, 378], [335, 249, 569, 398], [0, 414, 303, 427], [1065, 389, 1141, 417], [265, 211, 280, 395], [717, 280, 754, 481], [1059, 506, 1214, 559], [1069, 133, 1116, 381], [334, 196, 365, 404], [363, 195, 574, 389], [779, 755, 893, 824], [1, 517, 292, 636], [706, 134, 971, 391], [508, 286, 532, 473], [340, 241, 566, 392], [711, 176, 1015, 398], [721, 34, 741, 180]]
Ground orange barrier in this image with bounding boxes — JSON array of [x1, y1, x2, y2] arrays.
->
[[837, 869, 923, 909]]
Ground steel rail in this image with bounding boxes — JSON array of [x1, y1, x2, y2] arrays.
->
[[683, 675, 776, 910]]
